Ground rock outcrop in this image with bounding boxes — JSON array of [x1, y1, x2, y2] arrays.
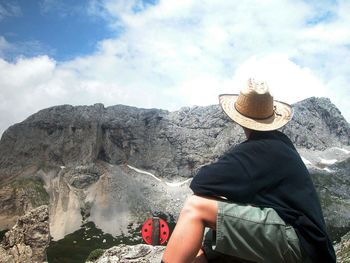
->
[[0, 205, 50, 263]]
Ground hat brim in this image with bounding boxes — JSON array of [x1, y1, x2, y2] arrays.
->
[[219, 94, 293, 131]]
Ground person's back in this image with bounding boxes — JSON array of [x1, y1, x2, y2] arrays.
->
[[190, 130, 335, 262], [162, 79, 336, 263]]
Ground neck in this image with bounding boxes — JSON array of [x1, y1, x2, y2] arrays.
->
[[243, 127, 252, 139]]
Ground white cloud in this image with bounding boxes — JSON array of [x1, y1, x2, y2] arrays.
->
[[0, 56, 55, 133], [0, 0, 350, 136], [230, 54, 329, 103]]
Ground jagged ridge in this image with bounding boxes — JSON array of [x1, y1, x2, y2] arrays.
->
[[0, 97, 349, 181]]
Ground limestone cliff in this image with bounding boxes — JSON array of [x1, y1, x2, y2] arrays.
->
[[1, 98, 348, 181]]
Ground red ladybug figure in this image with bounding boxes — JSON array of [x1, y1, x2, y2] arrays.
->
[[141, 217, 170, 245]]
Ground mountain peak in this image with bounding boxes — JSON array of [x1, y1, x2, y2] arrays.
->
[[281, 97, 350, 150]]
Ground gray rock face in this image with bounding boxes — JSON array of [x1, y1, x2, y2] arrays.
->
[[0, 98, 348, 181], [0, 205, 50, 263], [282, 97, 350, 150], [64, 164, 102, 189]]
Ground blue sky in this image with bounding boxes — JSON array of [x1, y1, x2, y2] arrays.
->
[[0, 0, 116, 61], [0, 0, 160, 60], [0, 0, 349, 136]]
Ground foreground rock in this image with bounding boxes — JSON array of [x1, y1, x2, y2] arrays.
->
[[0, 205, 50, 263], [89, 244, 165, 263], [90, 230, 350, 263]]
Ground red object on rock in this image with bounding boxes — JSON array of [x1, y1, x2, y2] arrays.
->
[[141, 217, 170, 245]]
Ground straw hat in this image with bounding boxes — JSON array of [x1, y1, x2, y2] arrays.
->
[[219, 78, 293, 131]]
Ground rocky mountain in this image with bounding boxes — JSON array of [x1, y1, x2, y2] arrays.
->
[[1, 97, 348, 181], [0, 97, 349, 253]]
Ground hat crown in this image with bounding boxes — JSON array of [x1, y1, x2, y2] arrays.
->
[[219, 78, 293, 131], [235, 79, 274, 119]]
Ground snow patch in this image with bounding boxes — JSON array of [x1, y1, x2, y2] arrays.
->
[[301, 156, 312, 165], [323, 167, 333, 173], [320, 158, 338, 165], [334, 147, 350, 154], [127, 165, 191, 187], [165, 179, 192, 187], [127, 165, 161, 182]]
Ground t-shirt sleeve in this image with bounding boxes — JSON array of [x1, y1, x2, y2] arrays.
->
[[190, 147, 254, 203]]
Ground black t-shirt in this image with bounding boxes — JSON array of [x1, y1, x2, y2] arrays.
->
[[190, 130, 336, 263]]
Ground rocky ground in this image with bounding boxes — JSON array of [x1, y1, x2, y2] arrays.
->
[[87, 244, 164, 263], [0, 205, 348, 263], [87, 232, 350, 263]]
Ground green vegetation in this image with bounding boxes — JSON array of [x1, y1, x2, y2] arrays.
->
[[86, 248, 105, 262], [310, 170, 350, 242], [0, 229, 8, 242], [47, 221, 142, 263], [10, 177, 49, 206], [0, 176, 49, 216], [47, 213, 176, 263]]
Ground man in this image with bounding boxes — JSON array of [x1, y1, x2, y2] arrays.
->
[[162, 79, 336, 263]]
